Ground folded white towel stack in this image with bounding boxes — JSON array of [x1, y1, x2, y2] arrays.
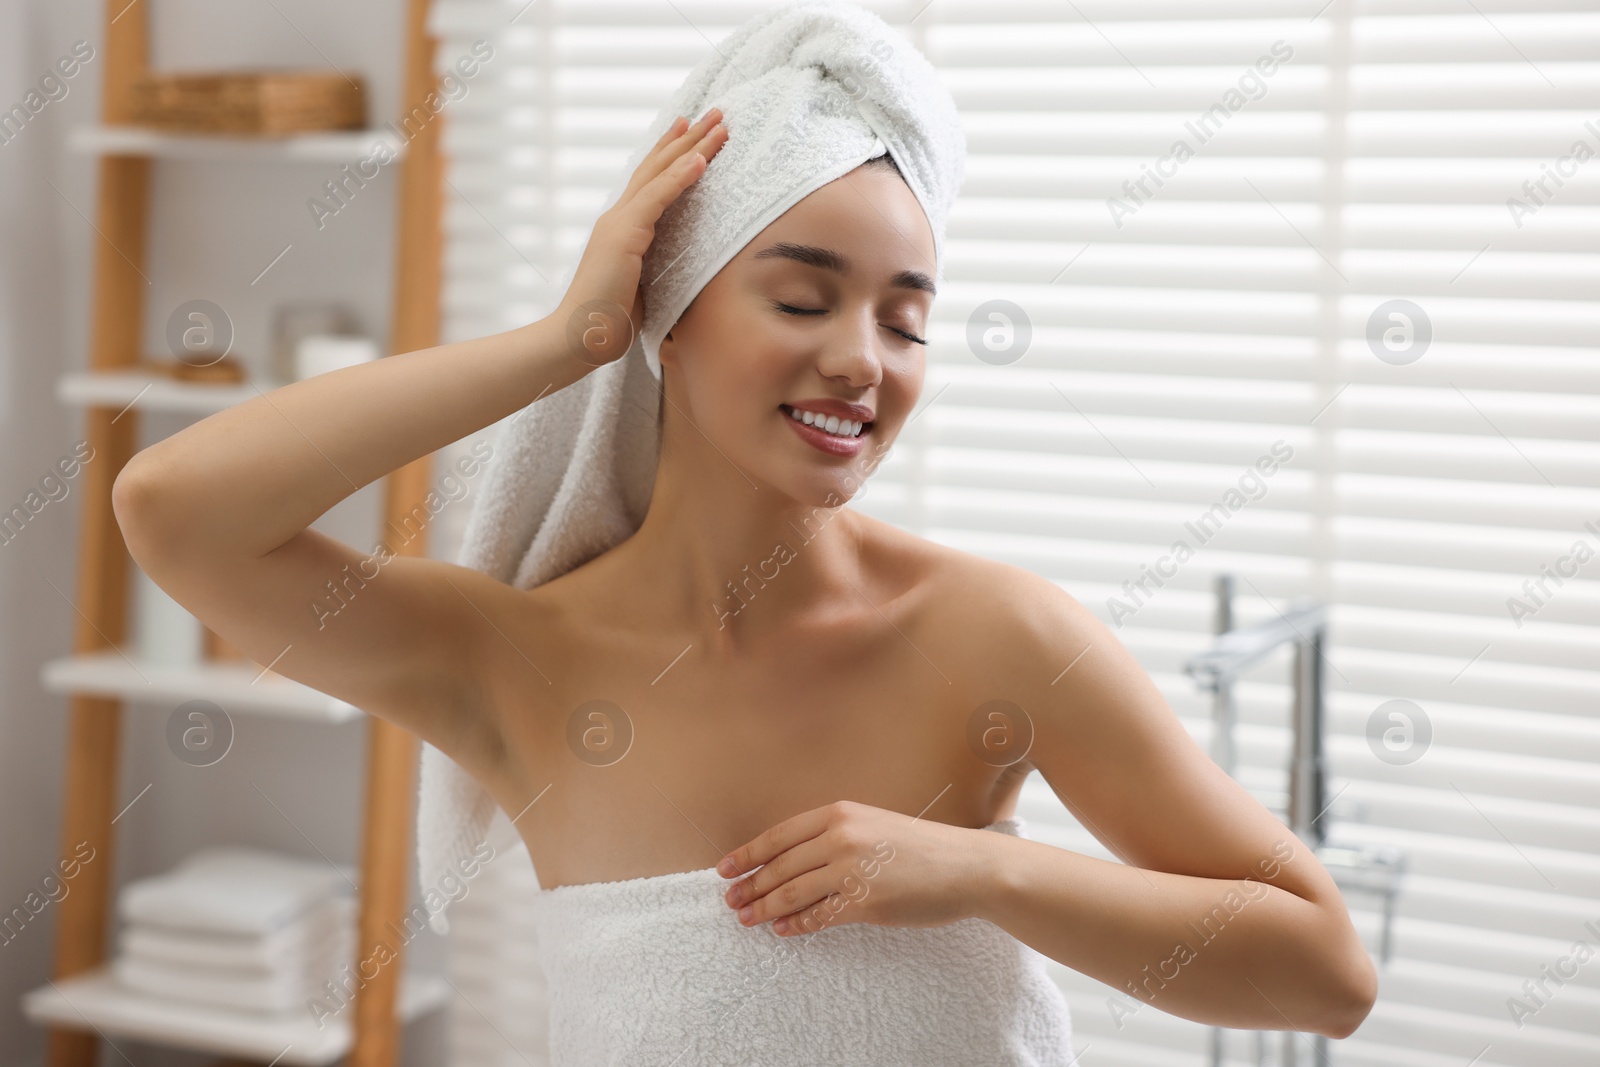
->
[[415, 0, 968, 936], [111, 846, 358, 1014]]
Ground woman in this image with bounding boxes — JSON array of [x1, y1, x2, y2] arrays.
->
[[113, 20, 1375, 1067]]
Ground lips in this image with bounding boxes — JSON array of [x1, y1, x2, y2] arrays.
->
[[779, 403, 872, 438], [782, 399, 876, 425], [780, 404, 869, 456]]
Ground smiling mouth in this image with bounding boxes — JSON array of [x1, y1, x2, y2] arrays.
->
[[778, 404, 874, 439]]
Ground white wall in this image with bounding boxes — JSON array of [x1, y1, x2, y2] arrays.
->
[[0, 0, 81, 1055], [0, 0, 456, 1061]]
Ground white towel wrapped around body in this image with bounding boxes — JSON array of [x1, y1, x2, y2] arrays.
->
[[528, 819, 1073, 1066], [417, 0, 967, 937]]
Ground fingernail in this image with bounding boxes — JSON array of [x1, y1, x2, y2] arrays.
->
[[738, 905, 754, 922], [717, 855, 734, 876]]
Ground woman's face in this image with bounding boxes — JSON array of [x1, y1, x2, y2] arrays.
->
[[657, 162, 938, 508]]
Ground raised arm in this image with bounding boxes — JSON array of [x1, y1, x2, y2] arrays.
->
[[112, 108, 731, 767], [111, 313, 589, 766]]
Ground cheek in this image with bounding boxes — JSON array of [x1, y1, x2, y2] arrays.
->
[[885, 351, 925, 405], [715, 310, 807, 398], [681, 316, 788, 431]]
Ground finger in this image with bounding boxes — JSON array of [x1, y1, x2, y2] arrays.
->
[[656, 117, 728, 186], [740, 866, 855, 934], [653, 114, 689, 152], [785, 858, 884, 934], [616, 114, 688, 203], [621, 107, 723, 203], [658, 107, 724, 166], [718, 803, 835, 881], [627, 120, 728, 221], [685, 116, 729, 165], [725, 833, 831, 912]]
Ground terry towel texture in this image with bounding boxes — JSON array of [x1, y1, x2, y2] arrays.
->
[[111, 849, 358, 1014], [117, 846, 356, 936], [528, 818, 1073, 1066], [119, 895, 354, 973], [416, 0, 968, 936]]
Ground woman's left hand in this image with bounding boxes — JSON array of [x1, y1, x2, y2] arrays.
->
[[716, 800, 993, 936]]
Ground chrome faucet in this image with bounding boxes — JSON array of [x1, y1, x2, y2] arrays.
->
[[1183, 574, 1404, 1067]]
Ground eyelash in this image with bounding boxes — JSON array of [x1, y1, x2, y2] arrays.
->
[[771, 302, 928, 346]]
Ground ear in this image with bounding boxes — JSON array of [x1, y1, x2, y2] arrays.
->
[[660, 292, 698, 369], [659, 326, 678, 369]]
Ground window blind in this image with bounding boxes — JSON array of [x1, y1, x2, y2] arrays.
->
[[425, 2, 1600, 1065]]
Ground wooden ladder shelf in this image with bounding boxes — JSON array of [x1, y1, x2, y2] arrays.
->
[[23, 1, 449, 1064]]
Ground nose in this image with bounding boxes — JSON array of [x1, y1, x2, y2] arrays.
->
[[817, 307, 885, 389]]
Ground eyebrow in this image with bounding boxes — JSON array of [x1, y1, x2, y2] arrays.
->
[[751, 242, 937, 296]]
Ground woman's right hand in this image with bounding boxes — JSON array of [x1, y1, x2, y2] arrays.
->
[[553, 107, 730, 368]]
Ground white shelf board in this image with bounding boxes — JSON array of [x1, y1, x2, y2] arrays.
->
[[23, 965, 448, 1065], [42, 650, 363, 724], [68, 124, 407, 163], [58, 370, 274, 416]]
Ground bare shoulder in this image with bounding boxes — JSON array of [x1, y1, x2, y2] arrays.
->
[[849, 512, 1104, 696], [854, 513, 1094, 648]]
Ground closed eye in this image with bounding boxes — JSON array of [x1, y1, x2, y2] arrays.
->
[[771, 302, 928, 346]]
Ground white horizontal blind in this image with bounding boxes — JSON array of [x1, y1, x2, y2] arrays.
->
[[426, 2, 1600, 1065]]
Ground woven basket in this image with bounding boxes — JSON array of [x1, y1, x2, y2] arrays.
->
[[130, 70, 366, 134]]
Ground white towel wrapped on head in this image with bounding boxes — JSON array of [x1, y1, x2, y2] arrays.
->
[[416, 0, 967, 934]]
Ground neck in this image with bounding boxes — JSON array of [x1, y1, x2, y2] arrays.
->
[[619, 434, 866, 658]]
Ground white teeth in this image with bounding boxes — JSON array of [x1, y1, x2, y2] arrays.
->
[[786, 406, 865, 438]]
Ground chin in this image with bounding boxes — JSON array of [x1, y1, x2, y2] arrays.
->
[[775, 462, 871, 512], [724, 412, 888, 510]]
